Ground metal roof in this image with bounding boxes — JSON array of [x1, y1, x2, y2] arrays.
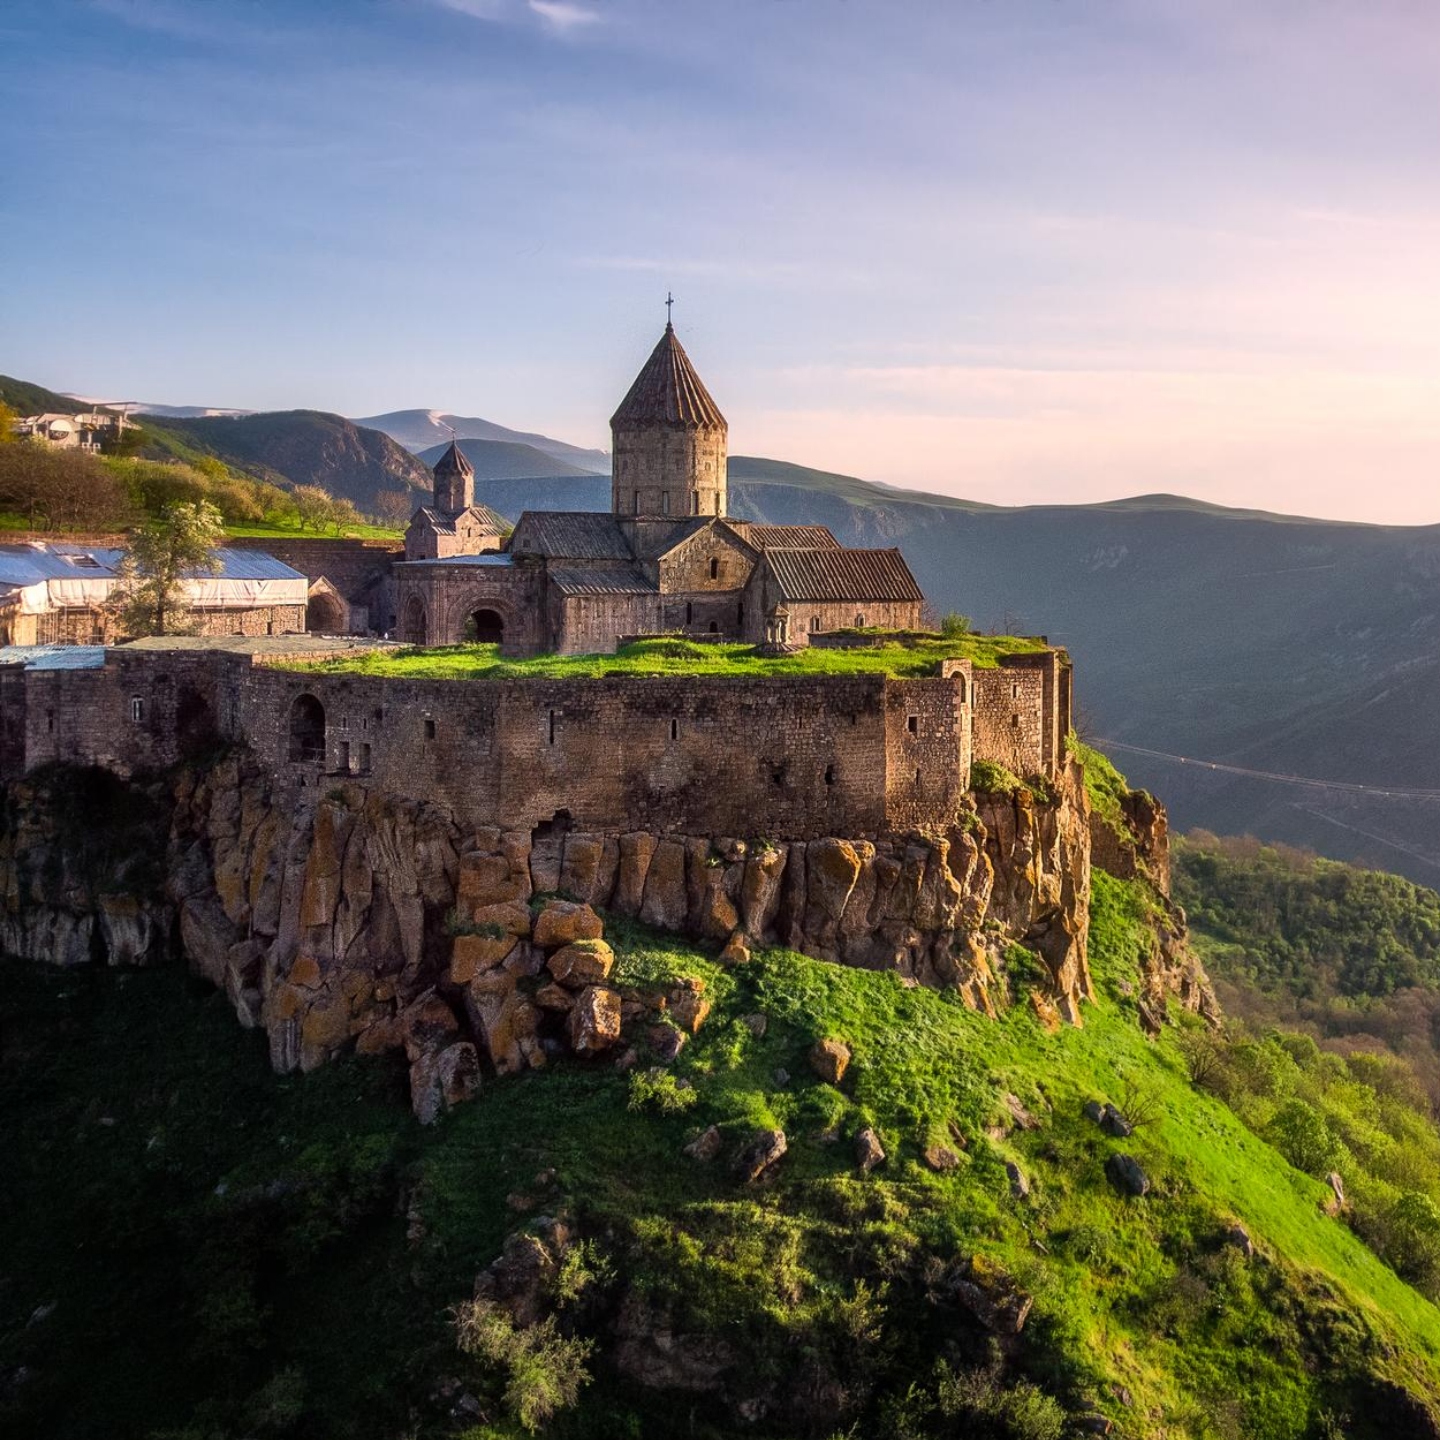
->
[[610, 325, 727, 430], [0, 543, 305, 584], [549, 565, 657, 597], [0, 644, 107, 670], [761, 547, 925, 603]]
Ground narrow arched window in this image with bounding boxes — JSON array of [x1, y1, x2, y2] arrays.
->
[[710, 557, 719, 580], [685, 602, 693, 625]]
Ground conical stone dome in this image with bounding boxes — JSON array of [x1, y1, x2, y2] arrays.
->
[[611, 324, 727, 431], [611, 325, 728, 518]]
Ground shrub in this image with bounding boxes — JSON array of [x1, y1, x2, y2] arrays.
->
[[970, 759, 1023, 795], [453, 1300, 593, 1434], [940, 612, 973, 637], [627, 1066, 699, 1114]]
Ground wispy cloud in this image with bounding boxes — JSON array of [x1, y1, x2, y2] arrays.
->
[[430, 0, 600, 32], [527, 0, 601, 34]]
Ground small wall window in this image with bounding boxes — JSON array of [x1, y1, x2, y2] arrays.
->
[[685, 602, 693, 625], [914, 767, 922, 785], [692, 492, 700, 514], [824, 764, 835, 785], [46, 709, 54, 734], [633, 492, 640, 514], [708, 620, 718, 633], [737, 602, 744, 626], [338, 740, 350, 771], [855, 613, 865, 627], [424, 718, 436, 740], [810, 615, 820, 633], [714, 493, 720, 515], [906, 715, 918, 735], [359, 743, 371, 772], [130, 696, 145, 723], [548, 710, 556, 745], [1012, 714, 1020, 728], [710, 557, 719, 580], [670, 718, 679, 741], [1012, 683, 1019, 699], [661, 490, 670, 515], [339, 715, 348, 731]]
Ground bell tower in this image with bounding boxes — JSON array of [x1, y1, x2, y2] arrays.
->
[[432, 439, 474, 517], [611, 310, 728, 519]]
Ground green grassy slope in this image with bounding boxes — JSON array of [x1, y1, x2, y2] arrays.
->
[[6, 867, 1440, 1439]]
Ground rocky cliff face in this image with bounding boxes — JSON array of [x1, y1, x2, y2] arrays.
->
[[0, 753, 1123, 1092]]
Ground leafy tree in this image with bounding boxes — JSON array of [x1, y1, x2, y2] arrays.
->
[[1266, 1098, 1344, 1177], [374, 488, 414, 528], [111, 500, 225, 637], [292, 483, 338, 533], [0, 438, 132, 530], [0, 401, 16, 442]]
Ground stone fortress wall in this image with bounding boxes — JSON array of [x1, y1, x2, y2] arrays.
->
[[0, 642, 1071, 841]]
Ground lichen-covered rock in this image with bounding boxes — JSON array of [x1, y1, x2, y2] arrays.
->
[[951, 1256, 1033, 1334], [809, 1038, 851, 1085], [450, 932, 516, 983], [567, 985, 622, 1055], [684, 1125, 723, 1162], [668, 980, 711, 1035], [532, 900, 603, 949], [547, 938, 615, 988], [639, 840, 688, 930], [410, 1041, 481, 1124], [470, 900, 533, 938]]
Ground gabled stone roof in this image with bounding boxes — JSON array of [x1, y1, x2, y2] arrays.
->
[[508, 512, 633, 560], [548, 565, 658, 597], [431, 440, 474, 477], [410, 503, 508, 536], [610, 325, 727, 431], [726, 522, 842, 551], [760, 546, 925, 603]]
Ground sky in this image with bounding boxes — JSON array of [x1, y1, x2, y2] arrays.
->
[[6, 0, 1440, 523]]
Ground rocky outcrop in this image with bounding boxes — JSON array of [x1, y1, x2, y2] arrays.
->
[[1090, 787, 1170, 894], [0, 752, 1104, 1098]]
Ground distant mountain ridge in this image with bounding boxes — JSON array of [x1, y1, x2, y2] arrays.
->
[[415, 438, 597, 480], [355, 408, 610, 473], [141, 410, 432, 508]]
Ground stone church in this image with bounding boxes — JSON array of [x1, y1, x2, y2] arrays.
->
[[392, 323, 924, 654]]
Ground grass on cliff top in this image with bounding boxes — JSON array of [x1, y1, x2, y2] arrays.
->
[[276, 631, 1051, 682], [8, 870, 1440, 1440]]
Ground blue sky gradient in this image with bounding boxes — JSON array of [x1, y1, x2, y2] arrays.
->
[[6, 0, 1440, 520]]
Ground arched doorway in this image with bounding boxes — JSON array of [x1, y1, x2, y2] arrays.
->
[[306, 590, 346, 634], [288, 694, 326, 763], [464, 608, 504, 645], [399, 594, 427, 645]]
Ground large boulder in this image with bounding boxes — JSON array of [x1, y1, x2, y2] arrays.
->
[[410, 1041, 481, 1124], [533, 900, 603, 949], [735, 1128, 787, 1183], [567, 985, 623, 1056], [1105, 1152, 1150, 1197], [809, 1038, 851, 1085], [450, 932, 517, 984], [547, 938, 615, 988]]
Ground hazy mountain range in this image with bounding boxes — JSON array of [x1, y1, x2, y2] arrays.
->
[[355, 408, 610, 473], [8, 375, 1439, 883]]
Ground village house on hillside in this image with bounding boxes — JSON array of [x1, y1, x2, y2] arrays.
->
[[389, 323, 925, 653]]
